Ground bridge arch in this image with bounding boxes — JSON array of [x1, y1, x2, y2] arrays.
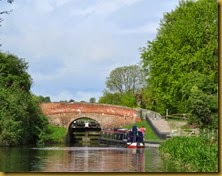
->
[[40, 102, 141, 145], [67, 117, 101, 144], [41, 102, 141, 129]]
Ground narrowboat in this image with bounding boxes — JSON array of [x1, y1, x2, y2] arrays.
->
[[126, 130, 145, 148], [99, 128, 145, 148]]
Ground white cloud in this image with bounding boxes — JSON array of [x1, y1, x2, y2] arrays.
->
[[70, 0, 142, 17], [119, 21, 160, 34], [52, 0, 72, 8], [1, 0, 180, 102]]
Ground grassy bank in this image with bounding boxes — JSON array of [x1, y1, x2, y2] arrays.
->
[[123, 119, 161, 141], [38, 125, 67, 145], [159, 136, 218, 172]]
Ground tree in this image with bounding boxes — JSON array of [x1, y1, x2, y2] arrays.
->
[[69, 99, 75, 103], [105, 64, 145, 94], [140, 0, 218, 128], [33, 95, 51, 103], [98, 91, 137, 108], [0, 52, 48, 146], [99, 64, 145, 107], [89, 97, 96, 103], [98, 91, 122, 105]]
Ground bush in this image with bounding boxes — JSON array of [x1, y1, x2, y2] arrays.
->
[[37, 125, 67, 145], [159, 135, 218, 172]]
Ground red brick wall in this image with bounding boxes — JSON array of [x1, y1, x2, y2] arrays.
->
[[40, 102, 141, 128]]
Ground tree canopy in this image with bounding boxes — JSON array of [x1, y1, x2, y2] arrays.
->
[[89, 97, 96, 103], [99, 65, 145, 107], [140, 0, 218, 128], [105, 65, 145, 94], [0, 52, 48, 146]]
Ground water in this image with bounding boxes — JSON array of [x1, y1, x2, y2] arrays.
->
[[0, 145, 182, 172]]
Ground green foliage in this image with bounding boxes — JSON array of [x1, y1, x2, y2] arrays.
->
[[69, 99, 75, 102], [140, 0, 218, 128], [99, 91, 121, 105], [99, 64, 145, 107], [89, 97, 96, 103], [37, 125, 67, 145], [98, 91, 137, 108], [140, 87, 156, 110], [0, 52, 48, 146], [187, 86, 218, 129], [159, 135, 218, 172], [32, 95, 51, 103], [120, 92, 137, 107], [106, 64, 145, 94]]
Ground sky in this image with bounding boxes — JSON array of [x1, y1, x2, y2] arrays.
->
[[0, 0, 180, 102]]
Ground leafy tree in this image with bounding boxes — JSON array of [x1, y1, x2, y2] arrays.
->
[[140, 0, 218, 128], [120, 91, 137, 107], [69, 99, 75, 102], [139, 87, 156, 111], [33, 95, 51, 103], [99, 64, 145, 107], [106, 65, 145, 94], [98, 91, 137, 108], [89, 97, 96, 103], [0, 52, 48, 146], [98, 91, 122, 105]]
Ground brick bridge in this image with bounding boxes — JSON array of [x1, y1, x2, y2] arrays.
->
[[40, 102, 141, 129]]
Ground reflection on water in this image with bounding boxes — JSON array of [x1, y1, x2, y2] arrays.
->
[[0, 145, 182, 172]]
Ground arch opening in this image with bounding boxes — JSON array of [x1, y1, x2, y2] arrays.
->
[[67, 117, 101, 145]]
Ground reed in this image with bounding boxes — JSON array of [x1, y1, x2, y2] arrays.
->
[[159, 133, 218, 172]]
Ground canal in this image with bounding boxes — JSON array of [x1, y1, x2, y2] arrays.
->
[[0, 144, 183, 172]]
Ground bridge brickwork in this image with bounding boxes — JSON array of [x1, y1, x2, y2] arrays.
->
[[40, 102, 141, 129]]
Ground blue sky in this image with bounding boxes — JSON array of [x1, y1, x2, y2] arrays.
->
[[0, 0, 180, 102]]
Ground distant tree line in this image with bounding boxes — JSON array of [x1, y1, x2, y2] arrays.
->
[[58, 98, 96, 103]]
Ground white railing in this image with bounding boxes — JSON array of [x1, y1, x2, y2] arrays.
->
[[170, 128, 198, 137]]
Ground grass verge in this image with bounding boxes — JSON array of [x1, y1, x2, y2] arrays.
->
[[159, 136, 218, 172]]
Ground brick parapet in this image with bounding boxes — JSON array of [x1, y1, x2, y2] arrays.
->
[[40, 102, 140, 129], [41, 102, 139, 118]]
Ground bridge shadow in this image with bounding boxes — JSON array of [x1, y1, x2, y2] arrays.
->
[[66, 117, 101, 146]]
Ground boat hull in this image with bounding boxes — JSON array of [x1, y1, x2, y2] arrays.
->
[[127, 142, 145, 148]]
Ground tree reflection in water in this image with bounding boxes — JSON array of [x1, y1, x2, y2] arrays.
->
[[0, 146, 182, 172]]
